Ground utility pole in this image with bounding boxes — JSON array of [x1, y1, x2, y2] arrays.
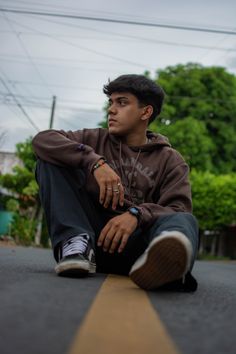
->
[[49, 95, 57, 129]]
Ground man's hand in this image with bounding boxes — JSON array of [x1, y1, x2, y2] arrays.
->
[[93, 160, 125, 210], [97, 212, 138, 253]]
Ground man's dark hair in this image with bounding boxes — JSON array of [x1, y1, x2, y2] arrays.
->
[[103, 74, 165, 124]]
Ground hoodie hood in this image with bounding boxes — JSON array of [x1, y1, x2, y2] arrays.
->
[[108, 130, 171, 152]]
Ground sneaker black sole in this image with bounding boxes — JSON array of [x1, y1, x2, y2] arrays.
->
[[55, 260, 96, 278], [129, 233, 191, 290], [57, 268, 90, 278]]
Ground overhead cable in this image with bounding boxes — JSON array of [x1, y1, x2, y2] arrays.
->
[[0, 7, 236, 35], [0, 76, 40, 131]]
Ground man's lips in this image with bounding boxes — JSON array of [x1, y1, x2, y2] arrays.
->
[[108, 119, 117, 125]]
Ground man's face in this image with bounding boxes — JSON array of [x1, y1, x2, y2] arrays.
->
[[107, 92, 146, 136]]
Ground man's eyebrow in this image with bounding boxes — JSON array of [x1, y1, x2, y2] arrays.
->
[[108, 96, 129, 102]]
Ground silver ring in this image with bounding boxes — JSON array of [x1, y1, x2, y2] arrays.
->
[[113, 189, 119, 192]]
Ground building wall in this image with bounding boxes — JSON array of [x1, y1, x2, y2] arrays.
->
[[0, 151, 23, 175]]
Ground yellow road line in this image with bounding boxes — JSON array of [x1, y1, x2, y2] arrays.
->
[[68, 274, 180, 354]]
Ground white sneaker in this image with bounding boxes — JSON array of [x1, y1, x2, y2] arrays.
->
[[129, 231, 192, 290]]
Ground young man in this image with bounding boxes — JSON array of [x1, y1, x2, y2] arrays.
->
[[32, 74, 199, 291]]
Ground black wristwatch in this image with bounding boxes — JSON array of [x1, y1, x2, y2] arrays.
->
[[128, 207, 140, 221]]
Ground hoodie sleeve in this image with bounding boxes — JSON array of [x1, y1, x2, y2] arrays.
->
[[134, 160, 192, 229], [32, 129, 105, 173]]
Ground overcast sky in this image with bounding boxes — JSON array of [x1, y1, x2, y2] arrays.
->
[[0, 0, 236, 152]]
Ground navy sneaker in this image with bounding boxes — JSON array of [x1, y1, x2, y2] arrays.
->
[[129, 231, 192, 290], [55, 234, 96, 277]]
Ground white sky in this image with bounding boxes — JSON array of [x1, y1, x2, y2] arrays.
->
[[0, 0, 236, 151]]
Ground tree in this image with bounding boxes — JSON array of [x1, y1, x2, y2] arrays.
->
[[155, 117, 215, 171], [0, 137, 42, 245], [152, 63, 236, 173]]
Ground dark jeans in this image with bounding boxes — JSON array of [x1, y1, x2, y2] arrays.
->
[[35, 159, 199, 288]]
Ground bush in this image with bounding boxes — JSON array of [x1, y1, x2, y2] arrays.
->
[[6, 198, 36, 245], [190, 170, 236, 230], [10, 213, 37, 246]]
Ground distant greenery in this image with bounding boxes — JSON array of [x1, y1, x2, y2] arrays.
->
[[190, 170, 236, 231], [152, 63, 236, 174], [157, 117, 214, 171], [0, 138, 41, 246]]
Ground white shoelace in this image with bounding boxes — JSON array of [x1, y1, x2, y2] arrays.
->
[[62, 234, 89, 258]]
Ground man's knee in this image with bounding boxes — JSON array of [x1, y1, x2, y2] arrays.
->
[[152, 212, 197, 227], [150, 212, 199, 243], [169, 212, 199, 241], [35, 159, 86, 187], [161, 212, 200, 250], [171, 212, 198, 229]]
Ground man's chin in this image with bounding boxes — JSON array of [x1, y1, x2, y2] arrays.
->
[[108, 127, 123, 136]]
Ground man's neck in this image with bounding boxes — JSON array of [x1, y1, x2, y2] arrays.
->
[[122, 132, 147, 146]]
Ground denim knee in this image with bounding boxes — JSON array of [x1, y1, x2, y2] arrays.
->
[[148, 212, 199, 251]]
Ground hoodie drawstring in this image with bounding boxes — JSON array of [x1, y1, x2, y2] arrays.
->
[[119, 140, 141, 203]]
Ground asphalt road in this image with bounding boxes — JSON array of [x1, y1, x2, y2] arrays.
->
[[0, 245, 235, 354]]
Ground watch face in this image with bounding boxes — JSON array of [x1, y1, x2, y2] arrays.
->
[[129, 207, 139, 215]]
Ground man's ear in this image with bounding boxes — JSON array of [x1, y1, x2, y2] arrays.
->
[[141, 105, 153, 122]]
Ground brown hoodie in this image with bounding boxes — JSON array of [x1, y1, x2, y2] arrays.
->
[[32, 128, 192, 229]]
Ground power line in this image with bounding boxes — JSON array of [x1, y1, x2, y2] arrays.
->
[[2, 11, 53, 96], [0, 92, 99, 103], [0, 67, 46, 123], [1, 90, 235, 106], [0, 92, 104, 106], [1, 98, 30, 128], [7, 79, 103, 92], [0, 0, 138, 19], [0, 14, 53, 121], [26, 12, 236, 52], [2, 21, 236, 52], [0, 54, 118, 65], [0, 99, 50, 109], [2, 65, 49, 121], [4, 10, 235, 73], [1, 7, 236, 35], [0, 101, 103, 111], [0, 57, 131, 75], [3, 14, 153, 70], [0, 75, 40, 131], [0, 93, 103, 110]]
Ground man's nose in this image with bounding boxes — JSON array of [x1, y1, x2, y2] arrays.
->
[[108, 104, 117, 115]]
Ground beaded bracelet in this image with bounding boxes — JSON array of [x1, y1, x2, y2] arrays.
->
[[92, 159, 107, 173]]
